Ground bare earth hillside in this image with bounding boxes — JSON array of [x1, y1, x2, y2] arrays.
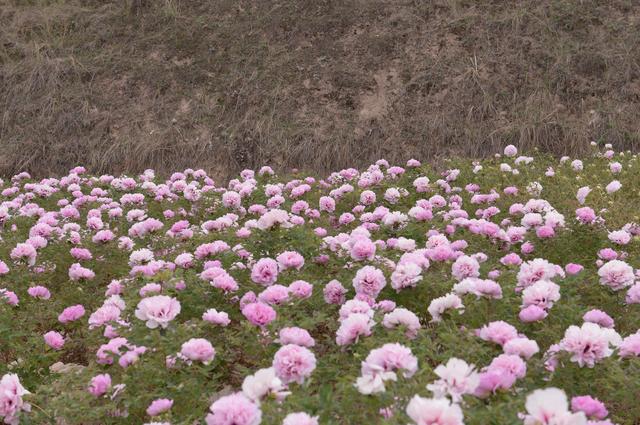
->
[[1, 0, 640, 178]]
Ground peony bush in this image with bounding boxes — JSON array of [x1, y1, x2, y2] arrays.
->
[[1, 143, 640, 424]]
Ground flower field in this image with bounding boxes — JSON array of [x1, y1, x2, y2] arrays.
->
[[1, 144, 640, 424]]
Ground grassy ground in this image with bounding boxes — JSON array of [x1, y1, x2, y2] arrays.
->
[[1, 0, 640, 178]]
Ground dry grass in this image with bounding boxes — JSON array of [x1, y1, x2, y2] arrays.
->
[[1, 0, 639, 179]]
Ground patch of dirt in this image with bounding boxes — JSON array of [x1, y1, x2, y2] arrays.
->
[[358, 67, 400, 121]]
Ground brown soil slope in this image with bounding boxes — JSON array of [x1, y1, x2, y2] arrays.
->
[[1, 0, 639, 178]]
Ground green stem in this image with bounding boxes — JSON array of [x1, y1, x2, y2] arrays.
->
[[29, 401, 54, 423]]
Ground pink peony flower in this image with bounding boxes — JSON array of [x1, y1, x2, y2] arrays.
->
[[503, 337, 540, 359], [451, 255, 480, 281], [516, 258, 560, 290], [27, 285, 51, 299], [44, 331, 65, 350], [272, 344, 316, 384], [605, 180, 621, 194], [582, 309, 614, 328], [68, 263, 95, 281], [146, 398, 173, 416], [205, 393, 261, 425], [175, 253, 194, 269], [390, 262, 423, 292], [521, 241, 535, 254], [88, 374, 111, 397], [608, 230, 631, 245], [519, 305, 548, 323], [597, 260, 634, 291], [565, 263, 584, 275], [350, 238, 377, 261], [288, 280, 313, 299], [522, 388, 587, 425], [336, 313, 375, 346], [406, 395, 464, 425], [598, 248, 618, 261], [618, 331, 640, 358], [278, 327, 315, 347], [382, 308, 421, 338], [489, 354, 527, 379], [10, 242, 37, 266], [283, 413, 319, 425], [276, 251, 305, 270], [571, 396, 608, 420], [242, 302, 277, 327], [139, 283, 162, 297], [352, 266, 387, 299], [0, 373, 30, 424], [70, 247, 93, 261], [521, 280, 561, 310], [477, 321, 518, 346], [426, 358, 479, 402], [1, 289, 19, 306], [250, 258, 279, 286], [473, 368, 517, 398], [319, 196, 335, 213], [576, 207, 596, 224], [323, 280, 347, 305], [180, 338, 216, 365], [58, 304, 85, 323], [256, 284, 288, 306], [428, 293, 464, 323], [536, 225, 555, 239], [134, 296, 181, 329], [501, 253, 522, 266], [203, 309, 231, 326], [361, 343, 418, 380], [241, 367, 289, 403], [559, 322, 621, 367], [576, 186, 591, 204], [626, 283, 640, 304]]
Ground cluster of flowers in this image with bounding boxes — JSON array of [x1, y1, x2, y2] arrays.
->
[[1, 143, 639, 424]]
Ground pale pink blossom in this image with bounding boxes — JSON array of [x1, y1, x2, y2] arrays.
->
[[180, 338, 216, 365], [251, 258, 279, 286], [242, 367, 289, 403], [283, 412, 318, 425], [428, 294, 464, 323], [559, 322, 621, 367], [242, 302, 277, 327], [522, 388, 587, 425], [203, 309, 231, 326], [426, 358, 479, 402], [336, 313, 375, 346], [597, 260, 634, 291], [352, 266, 387, 298], [477, 321, 518, 346], [134, 296, 181, 329], [0, 373, 30, 424], [406, 395, 464, 425], [382, 308, 421, 338], [272, 344, 316, 384], [205, 393, 261, 425], [44, 331, 65, 350]]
